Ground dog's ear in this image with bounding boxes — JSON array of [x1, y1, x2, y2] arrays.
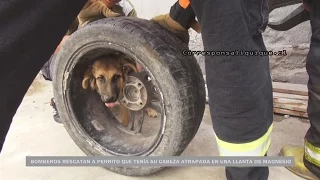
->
[[82, 66, 96, 90], [122, 63, 138, 75], [89, 77, 97, 90], [118, 55, 138, 75]]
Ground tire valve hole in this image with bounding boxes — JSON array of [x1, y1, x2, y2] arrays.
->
[[146, 75, 151, 81]]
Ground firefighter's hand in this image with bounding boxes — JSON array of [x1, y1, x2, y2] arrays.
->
[[151, 14, 190, 44], [54, 35, 70, 54]]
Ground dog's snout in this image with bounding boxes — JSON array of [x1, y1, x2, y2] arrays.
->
[[102, 95, 116, 103]]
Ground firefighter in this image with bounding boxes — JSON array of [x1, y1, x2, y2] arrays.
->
[[153, 1, 273, 179], [0, 0, 319, 179], [150, 0, 319, 179]]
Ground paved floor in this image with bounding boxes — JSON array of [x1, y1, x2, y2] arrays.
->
[[0, 75, 309, 180]]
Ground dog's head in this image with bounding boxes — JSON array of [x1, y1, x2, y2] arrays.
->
[[82, 53, 137, 103]]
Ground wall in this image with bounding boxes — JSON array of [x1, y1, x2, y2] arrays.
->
[[130, 0, 176, 19]]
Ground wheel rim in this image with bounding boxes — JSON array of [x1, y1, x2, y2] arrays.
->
[[60, 41, 166, 156]]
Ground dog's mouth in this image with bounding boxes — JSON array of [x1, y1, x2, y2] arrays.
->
[[105, 102, 119, 108], [103, 96, 120, 108], [100, 93, 120, 108]]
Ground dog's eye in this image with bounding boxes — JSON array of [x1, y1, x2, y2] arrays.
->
[[112, 75, 121, 81], [97, 76, 104, 82]]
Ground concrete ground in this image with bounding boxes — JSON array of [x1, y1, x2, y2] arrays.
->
[[0, 75, 310, 180]]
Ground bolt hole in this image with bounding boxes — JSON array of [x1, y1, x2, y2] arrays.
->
[[138, 83, 141, 86], [140, 103, 143, 105]]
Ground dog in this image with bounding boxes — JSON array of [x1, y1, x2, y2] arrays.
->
[[81, 53, 158, 127]]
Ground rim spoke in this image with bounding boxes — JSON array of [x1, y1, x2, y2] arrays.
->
[[135, 110, 145, 133], [128, 110, 135, 131]]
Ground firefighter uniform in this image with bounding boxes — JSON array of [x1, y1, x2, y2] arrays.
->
[[154, 0, 320, 179], [168, 0, 273, 179], [0, 0, 320, 179], [279, 1, 320, 179]]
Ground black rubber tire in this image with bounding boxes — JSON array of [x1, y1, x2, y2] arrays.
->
[[52, 17, 206, 176]]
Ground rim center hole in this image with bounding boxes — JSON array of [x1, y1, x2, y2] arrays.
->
[[124, 85, 140, 102]]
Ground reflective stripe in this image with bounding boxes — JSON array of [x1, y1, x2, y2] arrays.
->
[[304, 140, 320, 167], [178, 0, 190, 9], [215, 123, 273, 156]]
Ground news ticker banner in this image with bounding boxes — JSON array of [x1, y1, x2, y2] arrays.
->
[[26, 156, 294, 167]]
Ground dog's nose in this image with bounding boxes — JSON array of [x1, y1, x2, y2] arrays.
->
[[102, 95, 116, 103]]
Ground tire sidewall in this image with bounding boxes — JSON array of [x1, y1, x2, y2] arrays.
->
[[53, 23, 189, 175]]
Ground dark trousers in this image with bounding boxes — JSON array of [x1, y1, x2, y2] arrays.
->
[[190, 0, 320, 179], [190, 0, 272, 179], [304, 0, 320, 178], [0, 0, 319, 179], [0, 0, 87, 151]]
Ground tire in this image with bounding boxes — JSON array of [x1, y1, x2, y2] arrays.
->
[[52, 17, 206, 176]]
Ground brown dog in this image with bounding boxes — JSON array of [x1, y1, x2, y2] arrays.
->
[[81, 53, 157, 127]]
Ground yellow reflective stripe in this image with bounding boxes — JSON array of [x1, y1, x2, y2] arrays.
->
[[215, 123, 273, 156], [305, 140, 320, 153], [305, 141, 320, 167], [217, 136, 271, 156]]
